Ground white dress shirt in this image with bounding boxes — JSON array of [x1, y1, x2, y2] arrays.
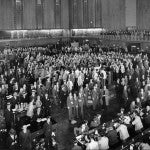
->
[[98, 136, 109, 150], [124, 116, 131, 125], [116, 124, 129, 141], [86, 140, 99, 150], [132, 116, 143, 131]]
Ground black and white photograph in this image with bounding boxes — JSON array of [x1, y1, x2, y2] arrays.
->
[[0, 0, 150, 150]]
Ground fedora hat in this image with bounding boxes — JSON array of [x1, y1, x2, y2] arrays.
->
[[9, 128, 16, 135]]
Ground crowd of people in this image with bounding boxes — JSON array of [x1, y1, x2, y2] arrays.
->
[[73, 29, 150, 42], [0, 44, 150, 150]]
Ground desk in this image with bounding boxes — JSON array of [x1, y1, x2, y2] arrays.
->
[[120, 128, 150, 150], [16, 115, 57, 139], [76, 116, 119, 145]]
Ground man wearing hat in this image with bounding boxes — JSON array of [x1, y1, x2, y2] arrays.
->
[[30, 89, 37, 102], [116, 123, 130, 142], [43, 116, 52, 150], [86, 135, 99, 150], [90, 114, 101, 128], [98, 133, 109, 150], [11, 92, 19, 109], [67, 93, 74, 121], [19, 124, 32, 150], [4, 102, 13, 131], [106, 125, 119, 149], [43, 92, 52, 117], [6, 128, 18, 150], [59, 85, 68, 109], [20, 91, 28, 103]]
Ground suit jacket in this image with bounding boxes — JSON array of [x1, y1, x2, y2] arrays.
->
[[30, 95, 37, 103], [102, 89, 109, 106], [7, 135, 13, 147], [78, 94, 84, 107], [20, 95, 28, 103], [11, 97, 19, 109], [74, 97, 78, 108], [42, 96, 51, 107], [84, 87, 89, 99], [107, 129, 119, 146], [92, 89, 98, 102], [4, 109, 13, 124], [144, 114, 150, 125], [6, 135, 18, 150], [43, 122, 52, 138], [19, 130, 32, 150], [67, 96, 74, 108]]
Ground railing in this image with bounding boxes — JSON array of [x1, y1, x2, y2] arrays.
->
[[71, 34, 150, 42]]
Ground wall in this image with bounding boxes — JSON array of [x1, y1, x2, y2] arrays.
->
[[125, 0, 137, 27], [0, 0, 69, 30], [0, 0, 141, 31], [137, 0, 150, 30], [0, 0, 15, 30], [70, 0, 126, 30]]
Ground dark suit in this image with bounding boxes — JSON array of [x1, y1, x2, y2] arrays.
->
[[6, 135, 18, 150], [43, 97, 52, 117], [4, 109, 13, 131], [144, 113, 150, 128], [107, 129, 119, 147], [11, 97, 19, 109], [30, 95, 37, 103], [67, 96, 74, 120], [20, 95, 28, 103], [59, 89, 67, 108], [43, 121, 52, 150], [19, 130, 32, 150]]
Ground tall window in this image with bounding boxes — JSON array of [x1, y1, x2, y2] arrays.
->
[[15, 0, 23, 29], [55, 0, 61, 28], [36, 0, 43, 29]]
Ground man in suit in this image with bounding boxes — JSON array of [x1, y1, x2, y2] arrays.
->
[[78, 90, 84, 118], [67, 93, 74, 121], [106, 126, 119, 148], [84, 84, 89, 107], [6, 128, 18, 150], [43, 116, 52, 150], [102, 86, 109, 110], [90, 114, 101, 128], [30, 90, 37, 103], [20, 92, 28, 104], [43, 92, 52, 117], [73, 93, 79, 118], [92, 85, 99, 110], [86, 135, 99, 150], [59, 85, 68, 109], [19, 124, 32, 150], [4, 102, 13, 132], [143, 105, 150, 128], [11, 92, 19, 109]]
